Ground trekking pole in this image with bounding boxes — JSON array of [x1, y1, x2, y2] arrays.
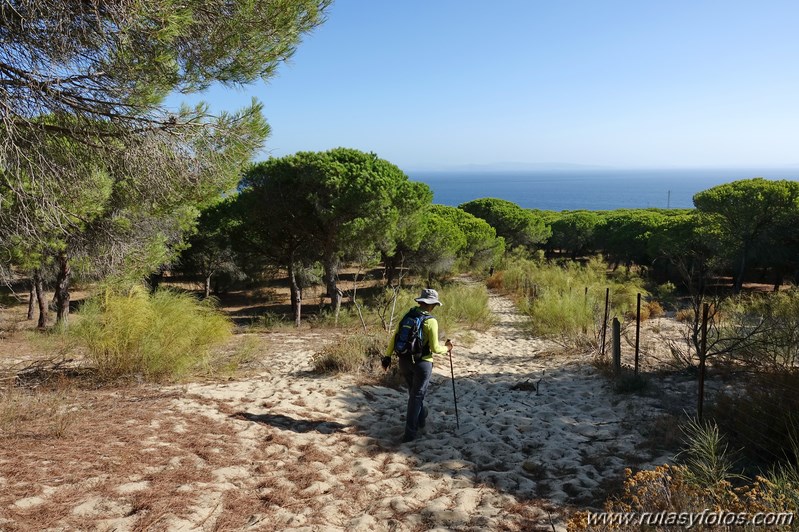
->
[[446, 340, 459, 430]]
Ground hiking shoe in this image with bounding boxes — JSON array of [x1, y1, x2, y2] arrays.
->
[[401, 433, 416, 443], [418, 407, 428, 429]]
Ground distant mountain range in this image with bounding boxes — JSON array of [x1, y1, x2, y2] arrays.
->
[[404, 162, 799, 173], [405, 162, 612, 173]]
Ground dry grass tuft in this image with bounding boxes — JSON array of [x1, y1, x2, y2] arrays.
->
[[645, 300, 665, 319], [297, 443, 332, 464], [310, 332, 383, 374], [0, 386, 77, 439], [486, 271, 504, 290]]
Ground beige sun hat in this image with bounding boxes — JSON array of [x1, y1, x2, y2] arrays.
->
[[415, 288, 443, 306]]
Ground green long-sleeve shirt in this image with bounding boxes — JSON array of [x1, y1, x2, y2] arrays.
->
[[386, 307, 448, 362]]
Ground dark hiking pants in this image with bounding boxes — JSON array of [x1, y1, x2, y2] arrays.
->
[[398, 357, 432, 440]]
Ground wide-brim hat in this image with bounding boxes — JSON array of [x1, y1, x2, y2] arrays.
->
[[415, 288, 443, 306]]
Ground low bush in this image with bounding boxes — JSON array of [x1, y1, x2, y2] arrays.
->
[[675, 307, 694, 322], [569, 417, 798, 530], [569, 464, 798, 530], [678, 417, 743, 488], [70, 286, 232, 381], [485, 271, 504, 290], [613, 372, 650, 395], [311, 332, 384, 374], [645, 299, 665, 319], [258, 311, 290, 329], [654, 281, 677, 306]]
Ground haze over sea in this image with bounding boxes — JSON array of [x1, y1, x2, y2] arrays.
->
[[407, 168, 799, 212]]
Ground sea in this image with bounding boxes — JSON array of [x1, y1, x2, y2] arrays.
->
[[406, 168, 799, 212]]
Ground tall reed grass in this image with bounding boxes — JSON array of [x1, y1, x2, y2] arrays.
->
[[496, 255, 647, 345], [70, 286, 232, 381]]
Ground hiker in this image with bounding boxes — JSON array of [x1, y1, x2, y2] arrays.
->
[[384, 288, 453, 442]]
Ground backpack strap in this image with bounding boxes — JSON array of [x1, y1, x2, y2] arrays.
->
[[418, 314, 434, 357]]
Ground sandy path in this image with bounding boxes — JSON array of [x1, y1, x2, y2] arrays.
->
[[2, 290, 675, 531], [171, 291, 671, 530]]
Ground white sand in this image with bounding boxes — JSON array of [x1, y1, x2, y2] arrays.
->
[[169, 291, 674, 530]]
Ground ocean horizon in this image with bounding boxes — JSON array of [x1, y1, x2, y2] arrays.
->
[[406, 168, 799, 211]]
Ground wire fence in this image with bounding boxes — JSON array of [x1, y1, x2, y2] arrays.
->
[[512, 279, 799, 475], [595, 289, 799, 475]]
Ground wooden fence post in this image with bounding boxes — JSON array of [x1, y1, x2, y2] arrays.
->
[[583, 287, 589, 335], [612, 317, 621, 374], [600, 288, 610, 356], [634, 293, 641, 375], [697, 302, 709, 420]]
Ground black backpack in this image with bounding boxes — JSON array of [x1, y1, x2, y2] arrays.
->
[[393, 309, 432, 363]]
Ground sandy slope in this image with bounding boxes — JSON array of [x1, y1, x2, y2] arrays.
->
[[2, 291, 679, 531]]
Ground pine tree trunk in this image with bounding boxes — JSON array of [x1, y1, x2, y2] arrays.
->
[[288, 262, 302, 328], [54, 254, 71, 326], [733, 252, 747, 294], [204, 274, 212, 299], [384, 254, 396, 287], [34, 271, 47, 328], [147, 270, 164, 293], [323, 254, 341, 317], [27, 279, 36, 320], [773, 268, 783, 292]]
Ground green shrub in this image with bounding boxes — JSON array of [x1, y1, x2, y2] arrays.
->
[[70, 286, 232, 381], [248, 310, 304, 332], [258, 311, 289, 329], [678, 417, 743, 488], [655, 281, 678, 308]]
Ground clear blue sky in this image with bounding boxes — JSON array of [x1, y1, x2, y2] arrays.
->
[[167, 1, 799, 171]]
